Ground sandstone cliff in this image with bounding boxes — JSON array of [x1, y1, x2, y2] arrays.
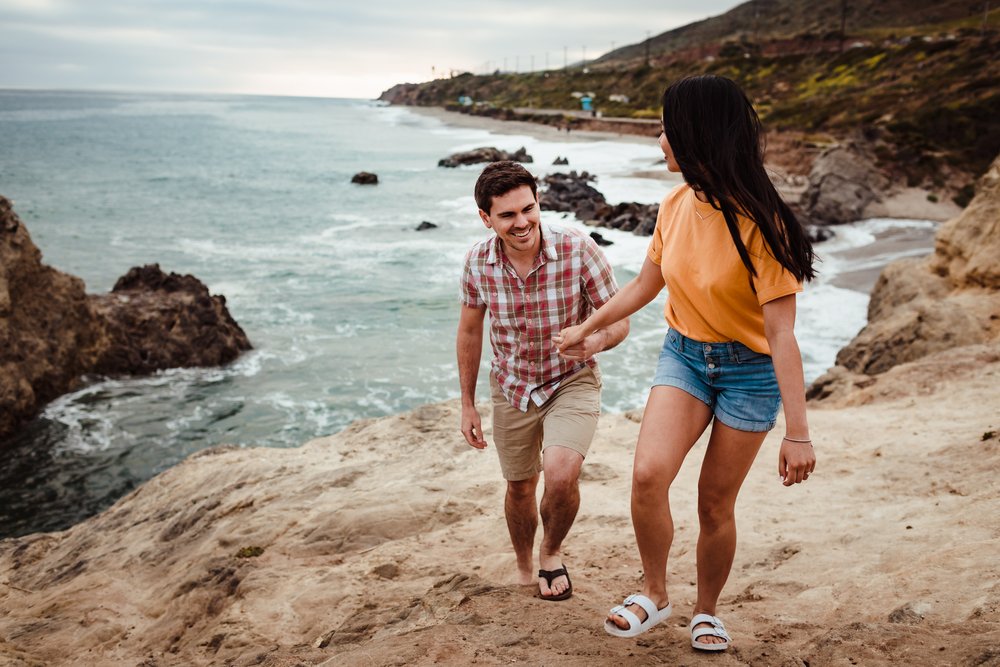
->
[[809, 153, 1000, 402], [0, 196, 252, 442]]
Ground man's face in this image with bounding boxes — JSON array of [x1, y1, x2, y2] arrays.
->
[[478, 185, 541, 256]]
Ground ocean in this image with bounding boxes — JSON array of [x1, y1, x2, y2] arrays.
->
[[0, 91, 937, 538]]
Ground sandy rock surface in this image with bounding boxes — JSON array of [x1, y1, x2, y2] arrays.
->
[[2, 345, 998, 666]]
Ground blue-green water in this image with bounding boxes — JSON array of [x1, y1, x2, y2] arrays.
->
[[0, 90, 932, 537]]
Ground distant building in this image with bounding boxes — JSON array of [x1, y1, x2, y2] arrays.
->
[[457, 95, 473, 106], [608, 94, 630, 103], [580, 95, 594, 111]]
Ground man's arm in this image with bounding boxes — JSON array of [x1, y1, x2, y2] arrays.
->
[[457, 304, 488, 449]]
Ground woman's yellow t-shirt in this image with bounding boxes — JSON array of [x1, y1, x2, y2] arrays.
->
[[647, 184, 802, 354]]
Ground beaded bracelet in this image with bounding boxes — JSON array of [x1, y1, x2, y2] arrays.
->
[[782, 436, 812, 444]]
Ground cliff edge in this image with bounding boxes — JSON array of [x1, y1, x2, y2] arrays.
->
[[809, 152, 1000, 403]]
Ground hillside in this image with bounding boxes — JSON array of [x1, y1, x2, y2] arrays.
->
[[380, 0, 1000, 201], [598, 0, 992, 64]]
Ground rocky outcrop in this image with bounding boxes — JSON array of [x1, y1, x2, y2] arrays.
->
[[0, 197, 251, 442], [800, 142, 890, 226], [809, 153, 1000, 400], [539, 171, 659, 236], [351, 172, 378, 185], [0, 197, 102, 440], [89, 265, 251, 376], [437, 146, 532, 168]]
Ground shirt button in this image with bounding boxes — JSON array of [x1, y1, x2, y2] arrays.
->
[[705, 345, 713, 352], [530, 361, 536, 367], [708, 362, 716, 369]]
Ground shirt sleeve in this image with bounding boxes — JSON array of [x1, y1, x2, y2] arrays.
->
[[580, 235, 619, 309], [459, 249, 484, 308], [647, 198, 667, 266], [750, 240, 803, 305]]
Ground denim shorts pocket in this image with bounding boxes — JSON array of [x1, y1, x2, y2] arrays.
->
[[736, 346, 772, 365]]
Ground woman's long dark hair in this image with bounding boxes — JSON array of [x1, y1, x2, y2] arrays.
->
[[662, 75, 815, 282]]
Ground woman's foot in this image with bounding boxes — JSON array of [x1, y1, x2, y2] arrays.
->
[[604, 594, 672, 637], [607, 592, 670, 630], [689, 613, 731, 651]]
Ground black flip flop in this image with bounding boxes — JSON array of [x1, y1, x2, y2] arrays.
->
[[538, 566, 573, 601]]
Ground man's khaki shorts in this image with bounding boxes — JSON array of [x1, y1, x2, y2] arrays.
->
[[489, 367, 602, 481]]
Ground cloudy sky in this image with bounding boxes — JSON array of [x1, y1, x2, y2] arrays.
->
[[1, 0, 744, 99]]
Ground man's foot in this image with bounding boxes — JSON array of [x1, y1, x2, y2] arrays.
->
[[537, 566, 572, 601], [516, 566, 535, 586], [538, 553, 571, 599], [607, 593, 670, 630]]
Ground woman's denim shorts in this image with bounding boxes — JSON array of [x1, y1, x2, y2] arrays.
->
[[652, 328, 781, 433]]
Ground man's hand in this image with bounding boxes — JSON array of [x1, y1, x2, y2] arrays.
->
[[461, 404, 487, 449]]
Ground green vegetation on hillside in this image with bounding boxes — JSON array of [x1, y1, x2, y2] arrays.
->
[[383, 4, 1000, 192]]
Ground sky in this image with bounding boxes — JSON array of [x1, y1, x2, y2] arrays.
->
[[0, 0, 745, 99]]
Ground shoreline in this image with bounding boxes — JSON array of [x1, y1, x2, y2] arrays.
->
[[407, 104, 962, 223]]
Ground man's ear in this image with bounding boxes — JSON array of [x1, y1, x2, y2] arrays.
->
[[478, 209, 492, 229]]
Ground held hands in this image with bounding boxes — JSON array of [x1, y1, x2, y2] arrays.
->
[[778, 437, 816, 486], [461, 404, 487, 449], [552, 324, 600, 361]]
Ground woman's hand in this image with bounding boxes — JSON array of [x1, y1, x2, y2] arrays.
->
[[778, 438, 816, 486], [552, 323, 590, 353]]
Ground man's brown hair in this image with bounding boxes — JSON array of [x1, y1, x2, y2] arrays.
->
[[474, 160, 538, 213]]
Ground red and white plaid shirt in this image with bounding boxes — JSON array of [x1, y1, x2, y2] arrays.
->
[[461, 224, 619, 411]]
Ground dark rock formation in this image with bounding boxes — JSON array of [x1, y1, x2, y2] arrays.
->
[[415, 221, 438, 231], [437, 147, 533, 168], [539, 171, 607, 219], [808, 152, 1000, 401], [351, 172, 378, 185], [539, 172, 658, 235], [90, 265, 251, 376], [0, 197, 101, 441], [589, 232, 613, 247], [552, 156, 569, 165], [801, 143, 890, 225], [0, 196, 252, 443]]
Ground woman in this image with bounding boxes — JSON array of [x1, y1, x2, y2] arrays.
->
[[554, 75, 817, 651]]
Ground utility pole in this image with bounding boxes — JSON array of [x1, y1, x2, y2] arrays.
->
[[839, 0, 848, 53]]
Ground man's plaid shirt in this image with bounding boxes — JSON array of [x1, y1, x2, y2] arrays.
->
[[460, 224, 619, 412]]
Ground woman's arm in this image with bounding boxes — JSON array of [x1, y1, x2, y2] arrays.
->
[[762, 294, 816, 486], [554, 256, 665, 353]]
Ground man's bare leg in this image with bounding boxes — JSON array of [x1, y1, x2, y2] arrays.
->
[[505, 474, 539, 585], [538, 446, 584, 597]]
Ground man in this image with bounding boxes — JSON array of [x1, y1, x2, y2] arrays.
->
[[457, 160, 629, 601]]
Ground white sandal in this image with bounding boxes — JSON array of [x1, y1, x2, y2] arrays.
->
[[603, 594, 672, 638], [689, 613, 731, 651]]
